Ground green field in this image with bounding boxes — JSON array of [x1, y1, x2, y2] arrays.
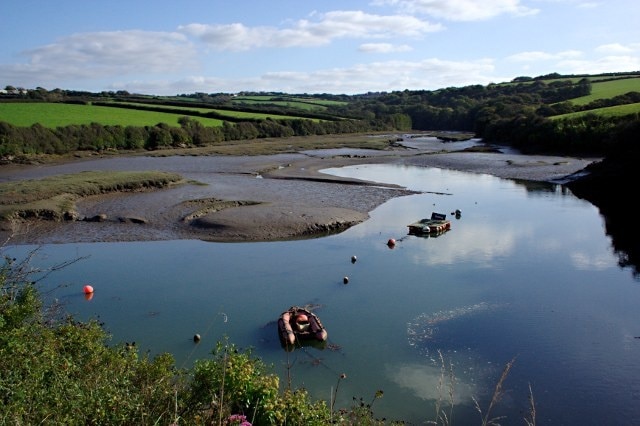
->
[[551, 102, 640, 120], [0, 103, 225, 128], [231, 95, 347, 111], [507, 75, 640, 106], [232, 99, 326, 111], [112, 102, 320, 121], [217, 108, 319, 121], [570, 77, 640, 105]]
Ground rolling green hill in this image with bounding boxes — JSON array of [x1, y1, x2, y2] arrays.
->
[[231, 95, 347, 111], [570, 77, 640, 105], [551, 102, 640, 120], [1, 71, 639, 160], [0, 102, 225, 128]]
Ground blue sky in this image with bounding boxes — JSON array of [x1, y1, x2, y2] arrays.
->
[[1, 0, 638, 95]]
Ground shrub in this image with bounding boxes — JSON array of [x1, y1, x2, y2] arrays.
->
[[0, 248, 384, 425]]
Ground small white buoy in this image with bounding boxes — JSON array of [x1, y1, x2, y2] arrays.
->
[[351, 255, 357, 263], [193, 334, 201, 342], [343, 276, 349, 284]]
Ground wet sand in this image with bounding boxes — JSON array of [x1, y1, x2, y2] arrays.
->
[[0, 138, 598, 244]]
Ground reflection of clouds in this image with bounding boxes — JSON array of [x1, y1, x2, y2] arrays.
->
[[534, 235, 563, 252], [533, 229, 616, 271], [407, 302, 500, 354], [387, 362, 476, 403], [401, 303, 504, 405], [408, 223, 533, 266], [570, 251, 615, 271]]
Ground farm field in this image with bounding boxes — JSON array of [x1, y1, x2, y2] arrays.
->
[[231, 95, 347, 110], [0, 103, 225, 128], [551, 102, 640, 120], [569, 76, 640, 105], [112, 102, 319, 121]]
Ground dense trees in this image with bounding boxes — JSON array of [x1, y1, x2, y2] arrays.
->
[[0, 115, 389, 159], [1, 72, 639, 160]]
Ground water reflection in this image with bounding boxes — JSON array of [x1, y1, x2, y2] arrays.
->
[[407, 302, 501, 356], [6, 163, 640, 425], [388, 362, 477, 404]]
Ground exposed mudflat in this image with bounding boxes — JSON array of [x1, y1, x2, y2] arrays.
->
[[0, 136, 598, 244]]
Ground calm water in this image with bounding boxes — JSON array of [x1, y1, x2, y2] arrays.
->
[[7, 164, 640, 425]]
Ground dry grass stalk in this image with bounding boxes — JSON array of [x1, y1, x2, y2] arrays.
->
[[525, 383, 536, 426], [473, 357, 516, 426], [427, 350, 456, 426]]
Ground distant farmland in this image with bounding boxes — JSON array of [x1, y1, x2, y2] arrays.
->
[[569, 77, 640, 105], [551, 102, 640, 120], [0, 101, 328, 128], [0, 103, 226, 128], [231, 95, 347, 111], [110, 102, 320, 121]]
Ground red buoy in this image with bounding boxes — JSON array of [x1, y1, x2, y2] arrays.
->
[[83, 285, 94, 294], [387, 238, 396, 247]]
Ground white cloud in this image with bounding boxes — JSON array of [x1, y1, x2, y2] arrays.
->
[[594, 43, 636, 54], [179, 11, 443, 51], [115, 57, 497, 95], [258, 57, 496, 94], [358, 43, 413, 53], [0, 30, 197, 84], [557, 55, 640, 75], [507, 49, 583, 62], [374, 0, 538, 21], [576, 2, 599, 8], [506, 45, 640, 76]]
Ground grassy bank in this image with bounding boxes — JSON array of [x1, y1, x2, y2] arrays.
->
[[0, 170, 183, 221], [0, 102, 225, 128]]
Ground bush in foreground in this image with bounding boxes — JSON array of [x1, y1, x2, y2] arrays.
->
[[1, 248, 531, 425], [0, 249, 395, 425]]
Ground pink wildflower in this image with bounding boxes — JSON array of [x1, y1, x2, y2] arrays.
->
[[228, 414, 252, 425]]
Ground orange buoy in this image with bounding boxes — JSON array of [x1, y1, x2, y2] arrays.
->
[[83, 285, 94, 294]]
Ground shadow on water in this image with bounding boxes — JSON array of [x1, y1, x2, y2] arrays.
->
[[574, 196, 640, 280], [566, 157, 640, 280], [511, 176, 638, 280], [4, 158, 640, 425]]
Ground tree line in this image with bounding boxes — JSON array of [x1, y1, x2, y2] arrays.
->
[[2, 72, 640, 160], [0, 115, 403, 160], [336, 73, 640, 157]]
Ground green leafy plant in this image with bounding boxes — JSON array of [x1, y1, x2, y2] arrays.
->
[[1, 247, 535, 425]]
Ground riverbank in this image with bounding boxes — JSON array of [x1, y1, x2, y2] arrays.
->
[[0, 134, 599, 244]]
